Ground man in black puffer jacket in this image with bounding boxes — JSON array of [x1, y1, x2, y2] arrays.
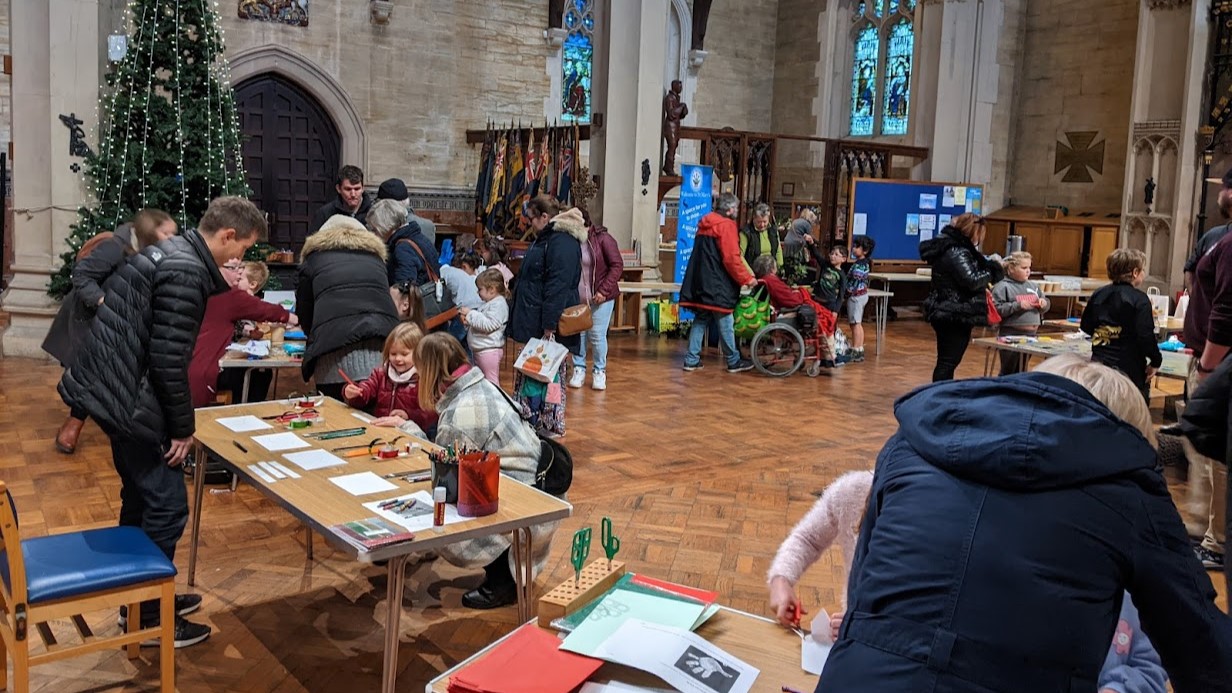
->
[[59, 196, 266, 647]]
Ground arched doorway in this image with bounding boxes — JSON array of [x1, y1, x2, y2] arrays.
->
[[235, 74, 341, 254]]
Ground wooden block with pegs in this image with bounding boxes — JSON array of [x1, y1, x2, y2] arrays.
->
[[537, 560, 626, 628]]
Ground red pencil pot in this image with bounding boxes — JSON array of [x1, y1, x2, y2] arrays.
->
[[457, 451, 500, 517]]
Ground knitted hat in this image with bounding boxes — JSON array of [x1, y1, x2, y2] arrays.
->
[[377, 178, 409, 201]]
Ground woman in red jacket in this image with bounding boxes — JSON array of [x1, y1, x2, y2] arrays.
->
[[568, 209, 625, 391]]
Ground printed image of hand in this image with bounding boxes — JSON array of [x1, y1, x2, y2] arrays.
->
[[342, 384, 361, 401], [769, 576, 804, 628], [684, 654, 733, 681], [165, 437, 193, 467]]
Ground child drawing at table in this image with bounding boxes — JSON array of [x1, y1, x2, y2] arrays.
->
[[460, 268, 510, 386], [344, 321, 438, 437], [992, 251, 1050, 375], [188, 259, 296, 408]]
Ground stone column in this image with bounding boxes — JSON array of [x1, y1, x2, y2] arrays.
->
[[1, 0, 100, 357], [589, 0, 668, 267]]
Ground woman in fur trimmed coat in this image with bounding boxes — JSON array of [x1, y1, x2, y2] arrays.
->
[[296, 215, 400, 400], [406, 332, 561, 610]]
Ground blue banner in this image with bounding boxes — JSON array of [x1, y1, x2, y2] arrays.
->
[[674, 165, 713, 319]]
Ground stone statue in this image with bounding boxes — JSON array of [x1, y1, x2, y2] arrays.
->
[[1144, 177, 1156, 209], [662, 80, 689, 177]]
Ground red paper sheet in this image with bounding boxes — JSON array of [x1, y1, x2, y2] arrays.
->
[[448, 623, 602, 693], [630, 574, 719, 605]]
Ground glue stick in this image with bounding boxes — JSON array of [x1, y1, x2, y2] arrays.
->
[[433, 486, 447, 527]]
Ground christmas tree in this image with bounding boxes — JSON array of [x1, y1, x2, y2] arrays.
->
[[48, 0, 248, 299]]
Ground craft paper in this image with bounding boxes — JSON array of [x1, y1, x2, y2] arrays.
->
[[257, 461, 287, 479], [283, 449, 347, 470], [801, 635, 831, 675], [852, 213, 868, 235], [262, 290, 296, 311], [591, 619, 760, 693], [253, 432, 310, 452], [919, 214, 937, 232], [561, 590, 707, 657], [942, 186, 956, 207], [216, 415, 274, 433], [225, 340, 271, 358], [247, 464, 276, 484], [266, 460, 301, 478], [919, 193, 937, 210], [692, 603, 721, 630], [330, 471, 398, 496], [363, 490, 465, 532], [580, 683, 672, 693], [905, 214, 920, 236], [449, 623, 603, 693]]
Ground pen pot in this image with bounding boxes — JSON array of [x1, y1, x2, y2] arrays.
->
[[430, 459, 458, 504], [456, 451, 500, 517]]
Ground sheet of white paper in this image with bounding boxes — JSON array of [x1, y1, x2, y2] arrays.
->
[[283, 449, 347, 470], [939, 213, 953, 228], [362, 490, 465, 532], [919, 214, 937, 231], [580, 683, 672, 693], [257, 461, 286, 479], [692, 603, 721, 630], [247, 464, 276, 484], [852, 213, 867, 235], [329, 471, 398, 496], [919, 193, 937, 210], [352, 411, 375, 423], [802, 635, 832, 675], [266, 460, 301, 478], [592, 619, 759, 693], [216, 415, 273, 433], [942, 185, 956, 207], [225, 340, 270, 358], [920, 227, 934, 242], [252, 432, 310, 452]]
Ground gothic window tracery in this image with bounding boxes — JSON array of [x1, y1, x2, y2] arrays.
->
[[561, 0, 594, 124], [849, 0, 916, 137]]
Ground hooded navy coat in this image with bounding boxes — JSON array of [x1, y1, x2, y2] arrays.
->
[[820, 372, 1232, 693]]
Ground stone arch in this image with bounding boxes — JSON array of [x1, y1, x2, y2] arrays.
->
[[227, 45, 367, 171]]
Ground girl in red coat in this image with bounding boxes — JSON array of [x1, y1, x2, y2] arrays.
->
[[343, 322, 439, 437]]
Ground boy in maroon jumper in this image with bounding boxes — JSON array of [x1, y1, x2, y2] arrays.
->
[[188, 260, 297, 407]]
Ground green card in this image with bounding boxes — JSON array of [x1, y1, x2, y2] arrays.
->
[[559, 589, 707, 657]]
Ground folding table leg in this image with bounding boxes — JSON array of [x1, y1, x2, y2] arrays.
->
[[188, 444, 207, 587], [381, 554, 409, 693]]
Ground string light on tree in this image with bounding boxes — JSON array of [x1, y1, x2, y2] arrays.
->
[[48, 0, 248, 299]]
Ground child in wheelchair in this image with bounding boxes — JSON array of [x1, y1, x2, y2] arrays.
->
[[752, 255, 839, 366]]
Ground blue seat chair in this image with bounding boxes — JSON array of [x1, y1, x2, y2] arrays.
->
[[0, 486, 176, 691]]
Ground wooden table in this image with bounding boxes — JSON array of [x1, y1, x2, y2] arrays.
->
[[866, 288, 894, 357], [972, 336, 1190, 380], [611, 266, 664, 333], [869, 271, 931, 291], [617, 281, 683, 333], [1043, 316, 1185, 337], [426, 607, 815, 693], [188, 398, 572, 693], [218, 341, 304, 403]]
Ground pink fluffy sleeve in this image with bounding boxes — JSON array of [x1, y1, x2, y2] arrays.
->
[[767, 470, 874, 590]]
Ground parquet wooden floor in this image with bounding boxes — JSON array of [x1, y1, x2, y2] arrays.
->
[[0, 318, 1220, 692]]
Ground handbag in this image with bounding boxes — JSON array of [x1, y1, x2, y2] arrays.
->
[[985, 287, 1002, 326], [494, 385, 573, 495], [557, 302, 593, 336], [734, 284, 772, 340], [398, 238, 458, 328], [514, 336, 570, 382]]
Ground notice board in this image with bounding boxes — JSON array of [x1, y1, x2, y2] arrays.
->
[[848, 178, 985, 262]]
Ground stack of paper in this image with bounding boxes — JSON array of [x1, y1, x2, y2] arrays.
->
[[555, 574, 719, 635], [560, 587, 709, 657], [590, 619, 759, 693], [448, 623, 602, 693]]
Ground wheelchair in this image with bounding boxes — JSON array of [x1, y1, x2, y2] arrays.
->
[[749, 308, 832, 378]]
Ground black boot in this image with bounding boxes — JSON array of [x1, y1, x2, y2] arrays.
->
[[462, 549, 517, 610]]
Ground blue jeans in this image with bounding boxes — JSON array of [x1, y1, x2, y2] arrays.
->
[[573, 300, 615, 371], [685, 309, 739, 367]]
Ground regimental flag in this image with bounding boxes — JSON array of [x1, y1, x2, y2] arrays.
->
[[533, 125, 551, 198], [542, 125, 556, 200], [504, 131, 526, 233], [524, 128, 539, 187], [557, 126, 575, 204], [485, 130, 507, 215], [474, 124, 493, 221]]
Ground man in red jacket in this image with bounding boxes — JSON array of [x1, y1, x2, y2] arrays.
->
[[680, 193, 757, 372]]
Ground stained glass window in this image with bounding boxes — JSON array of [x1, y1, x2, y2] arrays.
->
[[849, 1, 915, 137], [882, 19, 913, 135], [850, 24, 879, 137], [561, 0, 594, 124]]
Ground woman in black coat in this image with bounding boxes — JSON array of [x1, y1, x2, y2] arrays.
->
[[508, 195, 584, 437], [918, 213, 1003, 382], [43, 209, 177, 453], [296, 215, 399, 400]]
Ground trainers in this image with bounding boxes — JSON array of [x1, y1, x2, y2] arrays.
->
[[850, 350, 866, 363], [567, 367, 586, 389], [591, 370, 607, 390], [726, 359, 755, 373], [682, 362, 704, 372], [119, 593, 203, 629], [138, 615, 212, 649], [1196, 545, 1224, 569]]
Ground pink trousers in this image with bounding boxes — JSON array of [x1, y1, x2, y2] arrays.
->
[[473, 348, 503, 386]]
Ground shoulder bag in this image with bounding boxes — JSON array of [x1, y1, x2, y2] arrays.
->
[[398, 238, 458, 329], [493, 384, 573, 495]]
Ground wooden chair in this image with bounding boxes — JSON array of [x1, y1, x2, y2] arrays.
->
[[0, 482, 176, 691]]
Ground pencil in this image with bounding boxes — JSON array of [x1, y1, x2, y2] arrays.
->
[[338, 368, 358, 388], [233, 440, 249, 454]]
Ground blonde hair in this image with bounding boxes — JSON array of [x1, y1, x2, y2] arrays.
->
[[1003, 251, 1032, 270], [1034, 354, 1155, 447], [475, 267, 508, 298], [415, 332, 470, 410], [1106, 248, 1146, 284], [131, 209, 175, 248], [382, 322, 424, 362], [950, 213, 987, 246], [243, 261, 270, 292]]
